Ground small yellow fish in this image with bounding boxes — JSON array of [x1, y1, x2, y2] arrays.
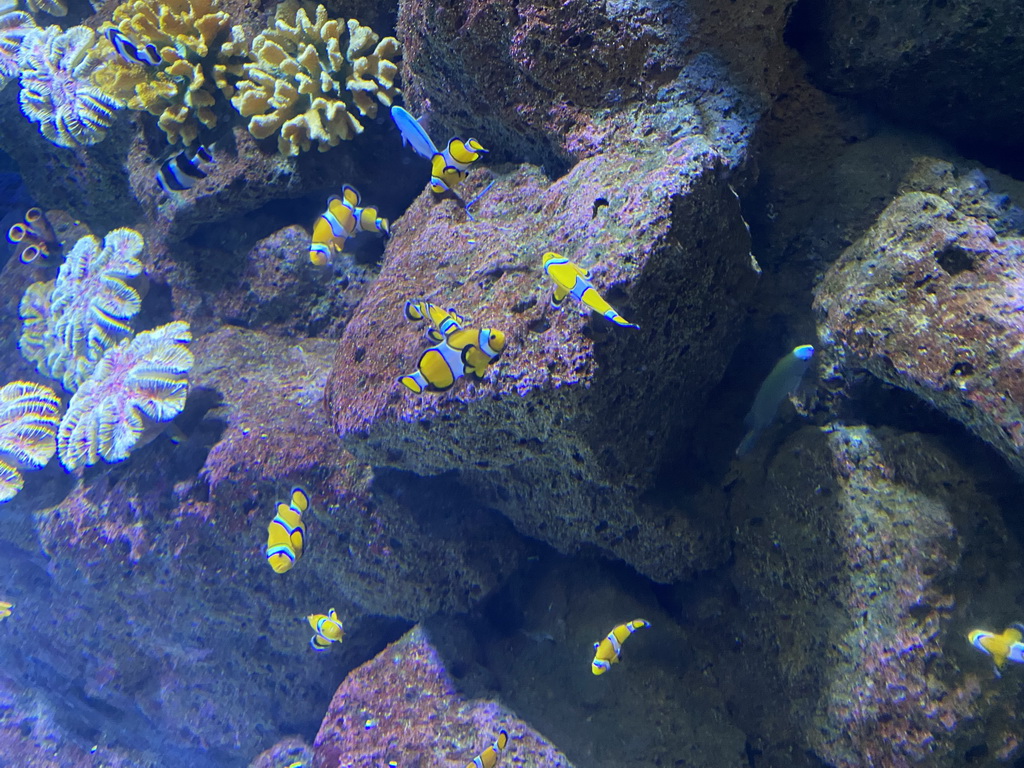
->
[[542, 252, 638, 329], [404, 299, 467, 342], [7, 207, 57, 265], [465, 730, 508, 768], [592, 619, 650, 675], [308, 608, 345, 651], [969, 624, 1024, 677], [399, 327, 505, 394], [430, 138, 488, 195], [266, 487, 309, 574], [309, 184, 389, 266], [0, 600, 12, 620]]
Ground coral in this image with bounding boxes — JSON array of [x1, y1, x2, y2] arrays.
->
[[20, 228, 145, 393], [25, 0, 67, 16], [231, 1, 400, 156], [57, 321, 193, 471], [18, 25, 121, 148], [0, 11, 37, 90], [0, 381, 61, 503], [91, 0, 247, 146]]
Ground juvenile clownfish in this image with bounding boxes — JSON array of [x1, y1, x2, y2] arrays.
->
[[104, 27, 161, 66], [430, 138, 488, 195], [969, 624, 1024, 677], [307, 608, 344, 651], [592, 619, 650, 675], [736, 344, 815, 456], [266, 487, 309, 574], [404, 299, 468, 343], [309, 184, 390, 266], [157, 146, 215, 193], [464, 730, 509, 768], [399, 326, 506, 394], [542, 252, 638, 329], [0, 600, 11, 620], [7, 208, 57, 265]]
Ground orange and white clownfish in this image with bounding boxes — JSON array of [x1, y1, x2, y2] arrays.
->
[[266, 487, 309, 574], [542, 252, 639, 329], [0, 600, 12, 620], [399, 326, 506, 394], [308, 608, 344, 651], [309, 184, 390, 266], [430, 138, 488, 195], [969, 624, 1024, 677], [464, 730, 509, 768], [7, 207, 57, 265], [404, 299, 468, 343], [592, 619, 650, 675]]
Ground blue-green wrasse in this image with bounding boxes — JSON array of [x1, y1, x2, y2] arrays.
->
[[736, 344, 815, 456], [391, 106, 488, 196]]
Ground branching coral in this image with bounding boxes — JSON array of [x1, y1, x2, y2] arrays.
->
[[0, 11, 37, 91], [18, 25, 121, 148], [91, 0, 246, 145], [57, 321, 193, 471], [0, 381, 62, 502], [231, 1, 400, 156]]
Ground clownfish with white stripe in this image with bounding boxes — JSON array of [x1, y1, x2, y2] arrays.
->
[[391, 106, 488, 196], [592, 619, 650, 675], [0, 600, 11, 621], [464, 730, 509, 768], [309, 184, 390, 266], [104, 27, 161, 67], [404, 299, 467, 343], [157, 146, 215, 193], [542, 252, 639, 329], [266, 487, 309, 574], [7, 207, 58, 265], [969, 624, 1024, 677], [307, 608, 344, 651]]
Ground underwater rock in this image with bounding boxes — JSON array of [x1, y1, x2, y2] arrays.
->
[[312, 624, 574, 768], [248, 736, 313, 768], [729, 425, 1024, 767], [814, 163, 1024, 476], [325, 136, 756, 582]]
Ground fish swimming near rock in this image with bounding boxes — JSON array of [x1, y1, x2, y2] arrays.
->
[[542, 252, 638, 329], [0, 600, 11, 620], [157, 146, 215, 193], [308, 608, 344, 651], [404, 299, 467, 343], [464, 730, 509, 768], [592, 619, 650, 675], [309, 184, 389, 266], [735, 344, 815, 456], [266, 487, 309, 574], [104, 27, 161, 66], [969, 625, 1024, 677], [6, 207, 57, 265], [390, 106, 488, 196], [391, 105, 438, 160]]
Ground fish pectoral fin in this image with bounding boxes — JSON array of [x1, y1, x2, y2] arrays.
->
[[551, 287, 569, 307], [426, 329, 445, 343]]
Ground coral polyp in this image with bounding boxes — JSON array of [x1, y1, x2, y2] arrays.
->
[[0, 381, 62, 503], [0, 11, 37, 90]]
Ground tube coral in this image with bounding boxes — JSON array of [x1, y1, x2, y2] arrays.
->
[[0, 381, 62, 502]]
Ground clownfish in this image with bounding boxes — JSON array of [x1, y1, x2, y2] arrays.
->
[[104, 27, 161, 67], [7, 208, 57, 265], [464, 730, 509, 768], [266, 487, 309, 574], [969, 625, 1024, 677], [390, 106, 488, 196], [542, 252, 639, 329], [309, 184, 389, 266], [404, 299, 467, 343], [736, 344, 815, 456], [157, 146, 215, 193], [0, 600, 11, 620], [308, 608, 344, 651], [592, 619, 650, 675], [399, 326, 506, 394]]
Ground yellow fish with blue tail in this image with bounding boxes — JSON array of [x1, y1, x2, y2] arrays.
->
[[0, 600, 12, 620], [969, 624, 1024, 677], [399, 326, 506, 394], [542, 252, 639, 329], [309, 184, 390, 266], [464, 730, 509, 768], [404, 299, 467, 342], [592, 619, 649, 675], [266, 487, 309, 574], [308, 608, 344, 651]]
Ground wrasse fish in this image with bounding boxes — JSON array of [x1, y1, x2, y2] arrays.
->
[[404, 299, 467, 343], [308, 608, 344, 651], [0, 600, 11, 620], [266, 487, 309, 574], [464, 730, 509, 768], [735, 344, 815, 456], [7, 207, 57, 265], [157, 146, 215, 193], [592, 619, 650, 675], [391, 106, 488, 196], [309, 184, 389, 266], [391, 105, 437, 160], [542, 252, 638, 329], [104, 27, 161, 66], [969, 625, 1024, 677]]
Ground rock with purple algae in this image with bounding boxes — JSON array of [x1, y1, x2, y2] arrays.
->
[[248, 736, 313, 768], [814, 164, 1024, 477], [313, 624, 574, 768], [729, 424, 1024, 767], [325, 136, 757, 583]]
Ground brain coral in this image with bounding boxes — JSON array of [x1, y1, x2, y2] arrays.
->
[[57, 321, 193, 471], [0, 11, 37, 90], [18, 25, 121, 148], [91, 0, 247, 145], [231, 1, 400, 155], [19, 229, 145, 393], [0, 381, 62, 503]]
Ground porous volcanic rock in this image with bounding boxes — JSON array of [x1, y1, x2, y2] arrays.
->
[[325, 131, 759, 583]]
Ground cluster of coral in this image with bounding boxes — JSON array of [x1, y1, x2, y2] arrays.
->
[[0, 380, 61, 501]]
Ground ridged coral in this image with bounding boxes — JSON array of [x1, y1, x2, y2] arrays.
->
[[57, 321, 193, 471], [19, 229, 145, 393], [91, 0, 246, 145], [0, 381, 62, 502], [231, 1, 400, 156], [25, 0, 67, 16], [18, 25, 121, 148], [0, 11, 37, 90]]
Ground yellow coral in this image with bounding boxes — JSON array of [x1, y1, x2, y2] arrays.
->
[[231, 1, 400, 156], [91, 0, 245, 145]]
